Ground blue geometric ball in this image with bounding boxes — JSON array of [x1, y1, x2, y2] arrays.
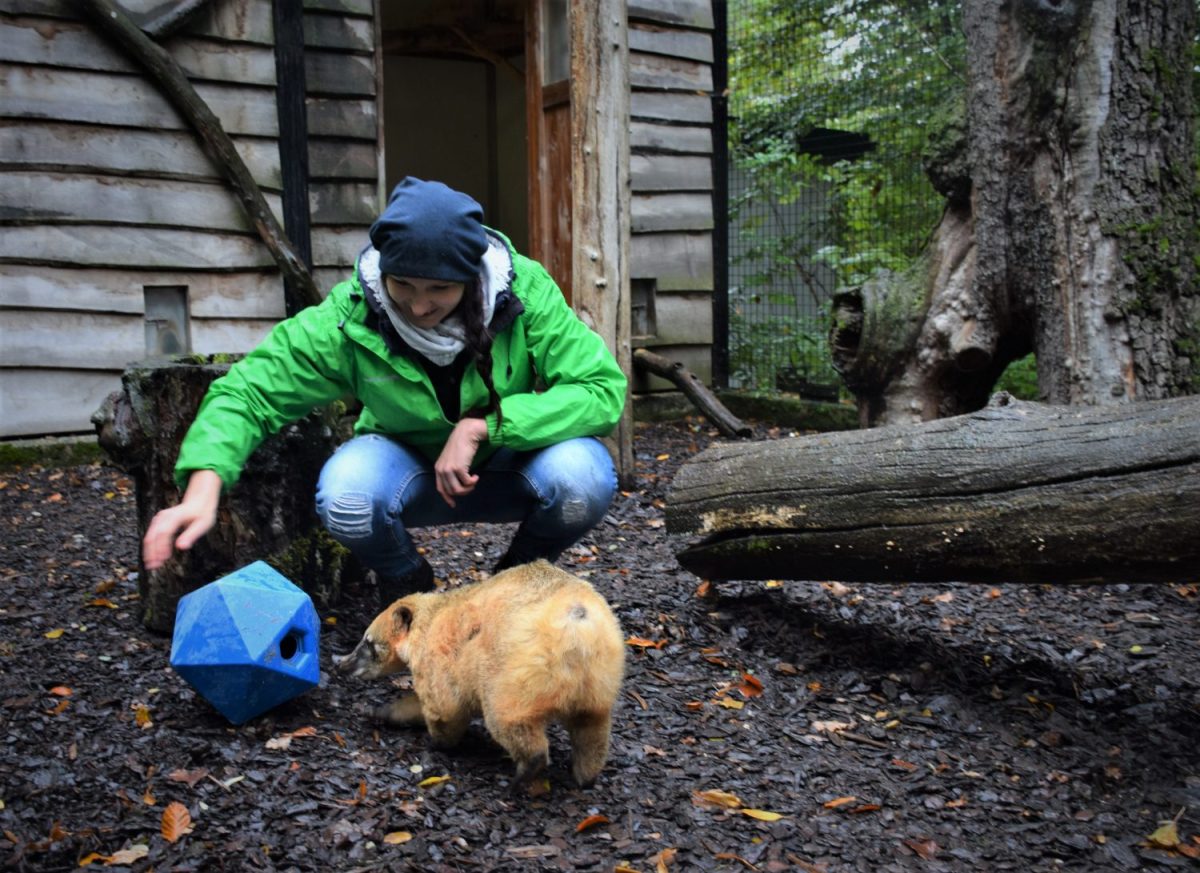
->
[[170, 561, 320, 724]]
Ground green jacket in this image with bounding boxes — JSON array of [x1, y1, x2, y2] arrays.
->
[[175, 233, 627, 490]]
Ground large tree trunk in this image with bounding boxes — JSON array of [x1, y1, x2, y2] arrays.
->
[[831, 0, 1199, 425], [93, 358, 360, 633], [666, 393, 1200, 585]]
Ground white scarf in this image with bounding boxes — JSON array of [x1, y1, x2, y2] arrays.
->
[[361, 236, 512, 366]]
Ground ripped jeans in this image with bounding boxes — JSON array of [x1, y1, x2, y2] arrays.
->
[[314, 434, 617, 581]]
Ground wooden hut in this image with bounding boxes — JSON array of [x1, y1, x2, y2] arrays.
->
[[0, 0, 720, 475]]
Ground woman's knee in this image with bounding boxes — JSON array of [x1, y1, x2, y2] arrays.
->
[[532, 438, 617, 530], [314, 435, 414, 541]]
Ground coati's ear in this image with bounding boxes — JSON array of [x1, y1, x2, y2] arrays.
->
[[391, 604, 413, 635]]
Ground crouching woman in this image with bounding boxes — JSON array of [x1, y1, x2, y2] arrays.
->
[[142, 177, 627, 603]]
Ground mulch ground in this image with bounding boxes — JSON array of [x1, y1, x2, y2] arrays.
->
[[1, 418, 1198, 873]]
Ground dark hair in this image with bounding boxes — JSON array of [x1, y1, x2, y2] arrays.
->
[[460, 278, 503, 430]]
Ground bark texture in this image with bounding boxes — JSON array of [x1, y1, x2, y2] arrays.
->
[[93, 358, 358, 633], [667, 393, 1200, 585], [831, 0, 1199, 425]]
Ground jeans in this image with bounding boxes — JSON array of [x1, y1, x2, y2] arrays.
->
[[314, 434, 617, 580]]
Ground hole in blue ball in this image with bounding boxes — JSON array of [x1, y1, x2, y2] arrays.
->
[[280, 632, 301, 660]]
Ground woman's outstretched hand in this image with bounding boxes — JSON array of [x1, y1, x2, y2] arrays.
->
[[434, 417, 489, 507], [142, 469, 222, 569]]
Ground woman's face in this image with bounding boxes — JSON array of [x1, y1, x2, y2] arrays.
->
[[384, 276, 466, 329]]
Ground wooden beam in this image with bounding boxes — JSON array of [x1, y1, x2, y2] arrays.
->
[[78, 0, 322, 310]]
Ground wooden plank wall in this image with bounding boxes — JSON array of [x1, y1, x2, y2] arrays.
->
[[627, 0, 716, 392], [0, 0, 379, 436]]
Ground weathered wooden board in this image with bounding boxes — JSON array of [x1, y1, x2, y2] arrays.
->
[[631, 120, 712, 154], [629, 23, 713, 62], [0, 226, 275, 269], [2, 309, 149, 370], [0, 369, 121, 437], [628, 0, 714, 29], [0, 16, 278, 85], [632, 192, 713, 232], [630, 231, 713, 289], [631, 153, 712, 191], [311, 226, 369, 269], [1, 308, 279, 370], [650, 291, 714, 345], [631, 91, 712, 123], [306, 50, 376, 96], [305, 0, 373, 15], [668, 394, 1200, 585], [630, 52, 713, 91], [0, 121, 282, 189], [307, 96, 378, 139], [1, 172, 282, 232], [190, 317, 280, 354], [0, 265, 287, 319], [0, 0, 275, 43], [304, 12, 374, 52], [0, 64, 280, 136], [309, 181, 378, 225], [309, 139, 377, 179]]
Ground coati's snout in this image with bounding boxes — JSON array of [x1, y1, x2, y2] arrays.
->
[[332, 603, 414, 679]]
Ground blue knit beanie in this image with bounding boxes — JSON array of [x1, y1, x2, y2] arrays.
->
[[369, 178, 488, 282]]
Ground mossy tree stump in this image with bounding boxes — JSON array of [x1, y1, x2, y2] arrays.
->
[[93, 356, 361, 633]]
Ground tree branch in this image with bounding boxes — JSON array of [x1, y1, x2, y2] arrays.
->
[[77, 0, 323, 310]]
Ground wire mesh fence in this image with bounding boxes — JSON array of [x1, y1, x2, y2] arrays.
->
[[725, 0, 963, 397]]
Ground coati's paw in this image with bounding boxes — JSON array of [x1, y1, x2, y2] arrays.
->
[[508, 750, 550, 795], [372, 695, 425, 727]]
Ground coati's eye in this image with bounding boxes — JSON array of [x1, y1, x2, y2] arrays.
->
[[373, 641, 388, 660]]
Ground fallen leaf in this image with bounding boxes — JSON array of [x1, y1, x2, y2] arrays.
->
[[823, 796, 858, 809], [714, 853, 759, 870], [167, 768, 210, 787], [87, 598, 118, 609], [160, 802, 193, 843], [1146, 819, 1181, 850], [78, 852, 105, 866], [383, 831, 413, 845], [716, 697, 744, 710], [46, 699, 70, 716], [44, 629, 65, 639], [654, 847, 677, 872], [811, 720, 852, 735], [737, 673, 764, 698], [693, 789, 743, 809], [903, 838, 939, 860], [626, 636, 666, 649], [48, 686, 72, 697], [741, 808, 784, 821], [575, 814, 610, 833], [418, 775, 451, 789], [106, 844, 150, 865], [134, 705, 152, 729], [614, 865, 641, 873]]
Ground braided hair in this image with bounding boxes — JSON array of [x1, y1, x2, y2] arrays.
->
[[460, 278, 503, 429]]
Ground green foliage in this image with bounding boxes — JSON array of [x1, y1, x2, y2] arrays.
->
[[728, 0, 965, 389], [994, 353, 1040, 401]]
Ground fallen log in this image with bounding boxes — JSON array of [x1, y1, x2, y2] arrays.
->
[[666, 393, 1200, 585], [633, 348, 752, 439]]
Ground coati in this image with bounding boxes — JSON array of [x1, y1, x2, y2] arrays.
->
[[334, 560, 625, 788]]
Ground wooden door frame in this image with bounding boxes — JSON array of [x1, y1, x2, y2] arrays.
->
[[526, 0, 633, 485]]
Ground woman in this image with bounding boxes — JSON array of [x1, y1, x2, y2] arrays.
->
[[143, 177, 627, 603]]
